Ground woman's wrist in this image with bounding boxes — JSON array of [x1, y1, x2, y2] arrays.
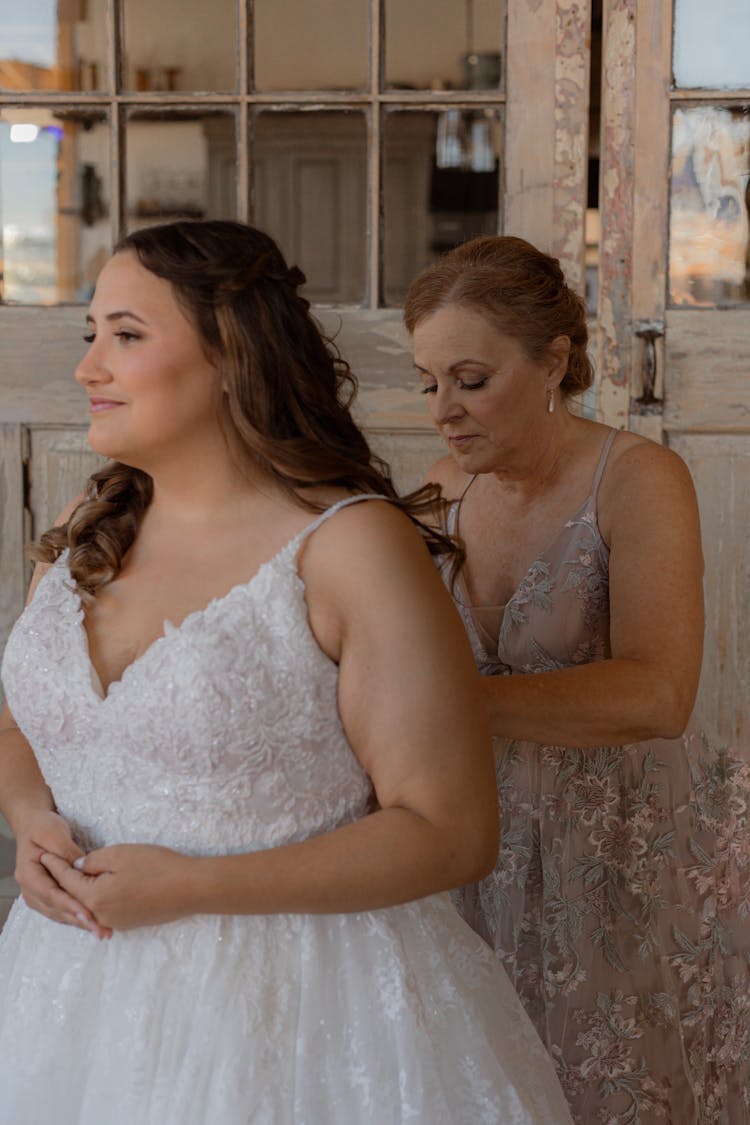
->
[[2, 796, 56, 842]]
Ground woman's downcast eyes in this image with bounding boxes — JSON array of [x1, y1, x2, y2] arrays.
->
[[420, 376, 489, 394]]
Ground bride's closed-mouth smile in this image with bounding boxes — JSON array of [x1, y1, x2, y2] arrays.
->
[[89, 397, 124, 412]]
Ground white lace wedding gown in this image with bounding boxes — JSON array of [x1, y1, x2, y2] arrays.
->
[[0, 498, 572, 1125]]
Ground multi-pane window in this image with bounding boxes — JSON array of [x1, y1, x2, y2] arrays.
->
[[0, 0, 506, 307], [669, 0, 750, 307]]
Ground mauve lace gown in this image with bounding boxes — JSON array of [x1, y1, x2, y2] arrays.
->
[[445, 430, 750, 1124], [0, 496, 573, 1125]]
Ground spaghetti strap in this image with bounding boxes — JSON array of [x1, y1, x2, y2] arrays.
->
[[446, 474, 478, 535], [294, 493, 393, 549], [590, 428, 618, 500]]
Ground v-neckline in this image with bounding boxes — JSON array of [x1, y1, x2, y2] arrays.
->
[[449, 429, 616, 632], [453, 489, 593, 614], [71, 534, 303, 703], [62, 491, 390, 702]]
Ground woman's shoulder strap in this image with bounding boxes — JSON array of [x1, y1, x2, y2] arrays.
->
[[591, 428, 619, 500], [295, 493, 394, 547]]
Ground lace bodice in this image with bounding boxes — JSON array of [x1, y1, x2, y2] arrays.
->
[[444, 430, 616, 677], [1, 503, 374, 857]]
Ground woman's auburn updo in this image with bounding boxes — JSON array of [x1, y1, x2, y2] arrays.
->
[[403, 235, 593, 398]]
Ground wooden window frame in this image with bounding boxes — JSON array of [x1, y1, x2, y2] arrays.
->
[[0, 0, 506, 311]]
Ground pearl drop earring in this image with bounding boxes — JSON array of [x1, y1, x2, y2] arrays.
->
[[547, 389, 555, 414]]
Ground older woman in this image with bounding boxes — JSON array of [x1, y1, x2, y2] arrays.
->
[[405, 235, 750, 1125]]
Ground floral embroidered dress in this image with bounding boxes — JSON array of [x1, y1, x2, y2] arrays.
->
[[444, 430, 750, 1124]]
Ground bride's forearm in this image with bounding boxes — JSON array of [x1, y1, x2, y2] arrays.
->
[[483, 658, 695, 747], [188, 803, 496, 917], [0, 726, 55, 838]]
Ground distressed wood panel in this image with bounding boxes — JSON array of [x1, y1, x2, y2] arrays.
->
[[367, 428, 446, 494], [596, 0, 637, 429], [0, 426, 27, 668], [505, 0, 590, 292], [664, 310, 750, 432], [29, 428, 106, 540], [669, 433, 750, 745], [631, 2, 671, 323]]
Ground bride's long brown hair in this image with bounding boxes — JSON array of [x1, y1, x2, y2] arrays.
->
[[32, 220, 457, 598]]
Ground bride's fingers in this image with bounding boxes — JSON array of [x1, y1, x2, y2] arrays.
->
[[32, 856, 110, 938]]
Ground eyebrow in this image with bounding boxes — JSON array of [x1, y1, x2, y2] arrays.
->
[[85, 310, 148, 325]]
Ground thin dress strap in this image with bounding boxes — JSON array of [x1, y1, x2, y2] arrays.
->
[[294, 493, 394, 548], [590, 428, 618, 501], [446, 474, 478, 535]]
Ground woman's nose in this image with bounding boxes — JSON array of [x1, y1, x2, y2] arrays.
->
[[431, 385, 464, 425], [75, 342, 111, 388]]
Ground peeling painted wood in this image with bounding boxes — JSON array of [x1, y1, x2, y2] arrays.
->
[[664, 310, 750, 432], [505, 0, 590, 294], [0, 425, 27, 690], [629, 0, 671, 427], [670, 433, 750, 745], [596, 0, 636, 429], [552, 0, 591, 295]]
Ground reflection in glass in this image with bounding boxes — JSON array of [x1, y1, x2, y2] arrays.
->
[[0, 108, 109, 304], [253, 0, 368, 91], [122, 0, 237, 92], [386, 0, 504, 91], [0, 0, 107, 92], [669, 106, 750, 306], [253, 112, 366, 303], [383, 111, 500, 305], [125, 111, 237, 231], [673, 0, 750, 90]]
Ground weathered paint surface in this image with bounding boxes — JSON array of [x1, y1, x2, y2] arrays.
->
[[553, 0, 591, 295], [505, 0, 590, 297], [597, 0, 636, 428]]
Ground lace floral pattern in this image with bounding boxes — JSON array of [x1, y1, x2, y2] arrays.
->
[[0, 498, 573, 1125], [446, 438, 750, 1124]]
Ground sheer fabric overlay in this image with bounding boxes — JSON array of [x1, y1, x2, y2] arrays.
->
[[445, 432, 750, 1124]]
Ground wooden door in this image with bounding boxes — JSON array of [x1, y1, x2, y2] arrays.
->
[[595, 0, 750, 745]]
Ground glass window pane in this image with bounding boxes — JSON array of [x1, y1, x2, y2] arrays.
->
[[122, 0, 238, 92], [673, 0, 750, 89], [383, 109, 501, 305], [0, 0, 107, 92], [669, 106, 750, 307], [0, 108, 110, 303], [253, 111, 366, 304], [125, 110, 238, 231], [386, 0, 505, 91], [253, 0, 368, 91]]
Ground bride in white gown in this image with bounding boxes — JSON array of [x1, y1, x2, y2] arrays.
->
[[0, 220, 571, 1124]]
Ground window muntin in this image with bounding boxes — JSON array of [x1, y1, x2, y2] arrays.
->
[[0, 0, 506, 307]]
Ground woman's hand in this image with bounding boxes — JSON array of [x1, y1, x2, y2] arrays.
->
[[14, 809, 111, 939], [40, 844, 195, 932]]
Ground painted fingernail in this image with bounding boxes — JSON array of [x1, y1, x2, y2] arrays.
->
[[73, 857, 85, 870]]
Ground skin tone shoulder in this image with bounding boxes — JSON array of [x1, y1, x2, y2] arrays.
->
[[0, 252, 495, 934], [413, 303, 704, 748]]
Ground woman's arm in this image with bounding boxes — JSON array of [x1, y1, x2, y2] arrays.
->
[[42, 501, 497, 931], [0, 494, 110, 937], [479, 443, 704, 746]]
